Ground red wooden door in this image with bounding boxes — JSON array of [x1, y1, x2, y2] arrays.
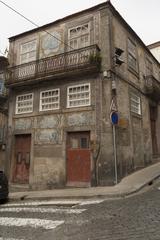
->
[[67, 132, 91, 187], [13, 134, 31, 184]]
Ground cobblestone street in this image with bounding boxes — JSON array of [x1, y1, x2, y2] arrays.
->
[[48, 181, 160, 240], [0, 180, 160, 239]]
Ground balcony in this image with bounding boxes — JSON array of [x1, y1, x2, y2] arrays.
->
[[145, 75, 160, 101], [5, 45, 101, 87], [0, 87, 8, 100]]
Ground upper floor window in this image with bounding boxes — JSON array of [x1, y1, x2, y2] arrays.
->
[[128, 39, 138, 72], [67, 83, 90, 108], [130, 92, 141, 115], [146, 58, 153, 76], [16, 93, 33, 114], [39, 89, 60, 111], [68, 23, 90, 50], [20, 40, 37, 64]]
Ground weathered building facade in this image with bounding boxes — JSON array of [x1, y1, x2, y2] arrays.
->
[[5, 1, 160, 190], [148, 41, 160, 63], [0, 56, 8, 169]]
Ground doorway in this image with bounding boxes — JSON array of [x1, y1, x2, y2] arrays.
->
[[13, 134, 31, 184], [66, 132, 91, 187], [150, 105, 158, 155]]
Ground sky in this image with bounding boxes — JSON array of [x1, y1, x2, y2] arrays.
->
[[0, 0, 159, 55]]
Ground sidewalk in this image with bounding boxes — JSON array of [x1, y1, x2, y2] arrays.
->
[[9, 162, 160, 201]]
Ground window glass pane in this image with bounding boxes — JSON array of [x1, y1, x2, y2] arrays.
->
[[128, 39, 137, 71], [26, 153, 30, 165], [80, 137, 89, 149], [17, 152, 22, 164], [71, 138, 79, 149], [130, 93, 141, 115]]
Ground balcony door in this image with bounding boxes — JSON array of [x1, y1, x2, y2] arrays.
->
[[17, 40, 37, 79]]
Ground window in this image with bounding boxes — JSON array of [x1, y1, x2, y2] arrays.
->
[[16, 93, 33, 114], [130, 92, 141, 115], [0, 80, 4, 94], [128, 39, 138, 72], [20, 40, 37, 64], [68, 23, 90, 50], [146, 58, 153, 76], [40, 89, 60, 111], [67, 83, 90, 108]]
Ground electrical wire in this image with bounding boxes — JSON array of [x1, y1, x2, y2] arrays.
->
[[0, 0, 74, 50]]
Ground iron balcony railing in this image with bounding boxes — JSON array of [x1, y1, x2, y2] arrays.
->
[[145, 75, 160, 101], [0, 87, 8, 98], [5, 45, 101, 85]]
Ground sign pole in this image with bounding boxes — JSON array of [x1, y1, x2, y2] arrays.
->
[[112, 124, 118, 184], [110, 111, 118, 185]]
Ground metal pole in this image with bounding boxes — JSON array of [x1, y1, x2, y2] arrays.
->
[[113, 124, 118, 184]]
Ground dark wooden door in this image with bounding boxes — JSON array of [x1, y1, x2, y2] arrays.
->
[[13, 134, 31, 184], [67, 132, 91, 187], [150, 106, 158, 155]]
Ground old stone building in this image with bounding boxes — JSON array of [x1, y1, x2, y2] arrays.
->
[[0, 56, 8, 170], [5, 1, 160, 190], [148, 41, 160, 63]]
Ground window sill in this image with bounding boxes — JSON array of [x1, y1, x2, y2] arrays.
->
[[13, 105, 94, 118], [130, 111, 142, 119]]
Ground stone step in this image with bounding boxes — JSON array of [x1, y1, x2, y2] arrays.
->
[[9, 184, 30, 193]]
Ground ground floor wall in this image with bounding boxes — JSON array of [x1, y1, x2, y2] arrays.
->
[[7, 79, 160, 190], [10, 111, 98, 190]]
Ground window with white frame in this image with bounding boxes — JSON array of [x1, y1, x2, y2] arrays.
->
[[40, 89, 60, 111], [130, 92, 141, 115], [20, 40, 37, 64], [16, 93, 33, 114], [128, 38, 138, 72], [67, 83, 90, 108], [68, 23, 90, 50]]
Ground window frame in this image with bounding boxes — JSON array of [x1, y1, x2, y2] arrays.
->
[[130, 92, 141, 115], [67, 83, 91, 108], [39, 88, 60, 112], [20, 39, 37, 64], [68, 22, 90, 50], [15, 93, 34, 114], [127, 38, 138, 73]]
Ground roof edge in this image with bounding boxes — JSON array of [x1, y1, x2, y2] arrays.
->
[[9, 1, 110, 41]]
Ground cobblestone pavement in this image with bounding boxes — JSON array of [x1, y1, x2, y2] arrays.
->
[[0, 180, 160, 240], [48, 181, 160, 240]]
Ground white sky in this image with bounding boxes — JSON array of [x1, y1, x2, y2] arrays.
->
[[0, 0, 159, 54]]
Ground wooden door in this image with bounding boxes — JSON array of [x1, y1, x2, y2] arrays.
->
[[150, 106, 158, 155], [67, 132, 91, 187], [13, 134, 31, 184]]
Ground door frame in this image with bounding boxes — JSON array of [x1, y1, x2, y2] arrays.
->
[[11, 133, 32, 185], [66, 131, 91, 187]]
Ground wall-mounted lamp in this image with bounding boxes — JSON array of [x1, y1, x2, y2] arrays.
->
[[114, 47, 124, 66]]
